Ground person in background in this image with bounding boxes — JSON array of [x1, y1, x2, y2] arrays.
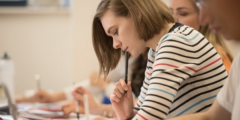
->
[[167, 0, 240, 120], [16, 48, 149, 116], [75, 0, 228, 119], [170, 0, 233, 73], [15, 56, 136, 104], [62, 48, 149, 116]]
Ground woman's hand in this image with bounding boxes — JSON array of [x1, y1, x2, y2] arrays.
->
[[90, 71, 110, 90], [110, 79, 134, 120], [32, 90, 55, 103], [72, 86, 102, 115], [16, 90, 53, 103], [33, 91, 66, 103], [61, 100, 85, 115]]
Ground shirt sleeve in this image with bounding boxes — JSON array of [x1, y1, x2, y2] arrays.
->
[[132, 40, 199, 120], [217, 52, 240, 113]]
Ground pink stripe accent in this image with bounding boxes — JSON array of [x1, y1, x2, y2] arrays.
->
[[197, 58, 222, 72], [137, 113, 148, 120], [185, 58, 222, 72], [152, 58, 221, 73], [146, 72, 151, 76], [154, 63, 178, 68], [185, 66, 197, 72]]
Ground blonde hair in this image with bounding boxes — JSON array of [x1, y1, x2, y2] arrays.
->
[[200, 26, 234, 62], [92, 0, 174, 78], [191, 0, 233, 62]]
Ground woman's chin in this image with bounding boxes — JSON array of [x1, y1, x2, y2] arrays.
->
[[129, 52, 140, 57]]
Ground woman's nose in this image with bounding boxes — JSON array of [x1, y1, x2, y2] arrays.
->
[[173, 14, 179, 22], [113, 38, 122, 49]]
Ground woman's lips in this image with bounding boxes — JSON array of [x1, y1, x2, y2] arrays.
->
[[209, 25, 222, 34]]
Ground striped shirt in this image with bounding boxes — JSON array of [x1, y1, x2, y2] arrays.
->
[[132, 23, 228, 120]]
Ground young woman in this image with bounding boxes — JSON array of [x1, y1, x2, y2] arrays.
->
[[73, 0, 228, 119], [170, 0, 233, 73]]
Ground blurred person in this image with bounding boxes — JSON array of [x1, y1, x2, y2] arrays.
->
[[15, 71, 109, 104], [15, 56, 135, 104], [170, 0, 233, 73], [165, 0, 240, 120]]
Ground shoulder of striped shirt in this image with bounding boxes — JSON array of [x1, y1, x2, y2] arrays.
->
[[163, 29, 201, 42], [147, 27, 203, 62], [147, 33, 201, 60], [156, 31, 202, 52]]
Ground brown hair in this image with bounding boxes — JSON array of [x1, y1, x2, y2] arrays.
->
[[191, 0, 234, 62], [92, 0, 174, 78], [131, 48, 149, 97]]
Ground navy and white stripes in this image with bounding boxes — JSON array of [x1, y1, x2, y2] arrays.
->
[[132, 23, 227, 120]]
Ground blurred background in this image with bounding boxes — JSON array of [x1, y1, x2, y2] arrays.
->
[[0, 0, 239, 95]]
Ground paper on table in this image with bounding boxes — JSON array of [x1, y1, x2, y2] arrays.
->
[[18, 102, 62, 111], [67, 114, 99, 120], [18, 110, 46, 120], [0, 114, 111, 120], [27, 109, 68, 118]]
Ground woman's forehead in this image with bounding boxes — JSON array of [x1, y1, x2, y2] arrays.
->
[[100, 10, 118, 34]]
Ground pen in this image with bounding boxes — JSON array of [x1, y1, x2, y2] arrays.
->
[[125, 52, 129, 93], [73, 82, 80, 120], [35, 74, 41, 91], [35, 74, 44, 102]]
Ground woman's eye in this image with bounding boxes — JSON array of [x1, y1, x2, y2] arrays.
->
[[179, 12, 188, 16], [114, 30, 118, 35]]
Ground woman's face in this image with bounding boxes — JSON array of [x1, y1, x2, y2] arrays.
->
[[198, 0, 240, 40], [170, 0, 200, 31], [100, 10, 146, 57]]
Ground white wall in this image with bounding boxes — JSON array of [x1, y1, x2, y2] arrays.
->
[[0, 14, 75, 93], [71, 0, 100, 83], [0, 0, 102, 94]]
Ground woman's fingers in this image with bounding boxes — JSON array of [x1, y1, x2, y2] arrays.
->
[[110, 94, 120, 102], [127, 81, 132, 98], [72, 91, 84, 101], [114, 79, 128, 96], [116, 82, 125, 94], [110, 79, 130, 103], [74, 86, 84, 94], [119, 79, 128, 91], [61, 101, 74, 115], [62, 106, 73, 115], [72, 86, 89, 101], [113, 87, 122, 98]]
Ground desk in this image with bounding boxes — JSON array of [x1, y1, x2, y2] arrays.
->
[[0, 102, 100, 120], [0, 114, 99, 120]]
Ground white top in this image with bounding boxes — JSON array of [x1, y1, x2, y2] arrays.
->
[[217, 52, 240, 120]]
